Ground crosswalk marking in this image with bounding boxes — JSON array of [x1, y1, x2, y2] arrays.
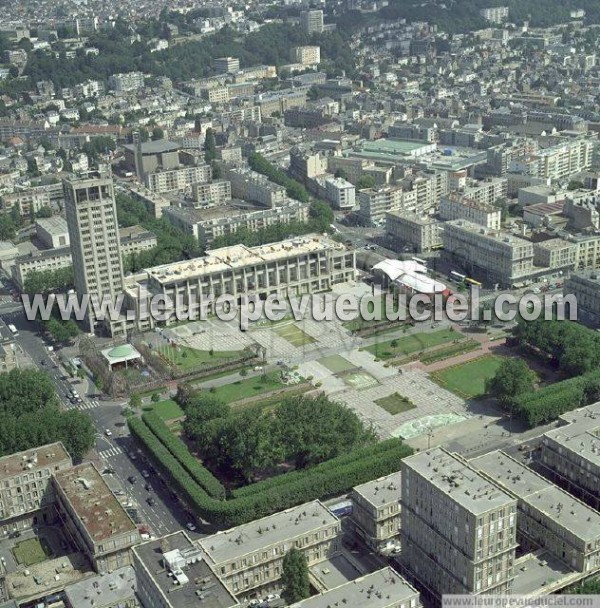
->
[[68, 400, 101, 411], [99, 446, 122, 459]]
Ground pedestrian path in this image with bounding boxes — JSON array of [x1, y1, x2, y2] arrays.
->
[[99, 445, 123, 459]]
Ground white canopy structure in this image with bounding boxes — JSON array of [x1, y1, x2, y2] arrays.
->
[[372, 259, 448, 295]]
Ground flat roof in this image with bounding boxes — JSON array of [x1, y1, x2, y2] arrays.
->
[[543, 401, 600, 467], [352, 471, 402, 508], [359, 139, 432, 156], [199, 500, 339, 565], [147, 234, 346, 285], [402, 448, 515, 516], [64, 566, 136, 608], [119, 224, 157, 242], [134, 532, 238, 608], [15, 245, 71, 264], [290, 568, 419, 608], [123, 139, 180, 155], [444, 219, 533, 248], [54, 463, 138, 544], [36, 215, 69, 235], [568, 270, 600, 287], [0, 442, 70, 478]]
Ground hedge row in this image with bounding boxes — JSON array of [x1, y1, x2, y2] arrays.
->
[[129, 416, 412, 528], [513, 369, 600, 427], [232, 438, 404, 498], [143, 411, 226, 500]]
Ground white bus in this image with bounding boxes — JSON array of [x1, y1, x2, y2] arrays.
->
[[450, 271, 467, 283], [7, 324, 18, 336], [412, 257, 427, 266]]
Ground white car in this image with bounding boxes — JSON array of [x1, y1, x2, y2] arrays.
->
[[105, 429, 112, 437], [186, 522, 197, 531]]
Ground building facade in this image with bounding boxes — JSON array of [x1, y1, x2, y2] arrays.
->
[[439, 193, 502, 230], [386, 211, 442, 252]]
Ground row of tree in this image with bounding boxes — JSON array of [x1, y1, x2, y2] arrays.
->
[[0, 369, 95, 460], [248, 152, 310, 203], [181, 391, 376, 483], [128, 412, 412, 527], [23, 266, 74, 296]]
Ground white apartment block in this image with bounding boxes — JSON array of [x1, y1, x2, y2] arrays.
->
[[442, 220, 534, 287], [471, 450, 600, 574], [564, 271, 600, 328], [226, 167, 287, 208], [199, 500, 341, 599], [191, 180, 232, 207], [300, 10, 324, 34], [479, 6, 509, 23], [350, 471, 402, 551], [359, 185, 406, 225], [386, 211, 442, 253], [462, 178, 508, 206], [439, 193, 502, 230], [108, 71, 145, 92], [214, 56, 240, 74], [145, 165, 212, 194], [36, 216, 70, 249], [0, 443, 72, 534], [164, 201, 309, 246], [400, 449, 518, 598], [64, 172, 125, 335], [11, 247, 72, 289], [129, 234, 355, 325], [540, 401, 600, 509], [2, 188, 51, 217], [293, 46, 321, 65], [532, 238, 577, 270], [325, 177, 355, 210]]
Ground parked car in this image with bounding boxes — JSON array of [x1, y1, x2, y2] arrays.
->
[[128, 475, 137, 484], [105, 429, 112, 437], [146, 497, 156, 506], [141, 470, 150, 479], [186, 522, 197, 531]]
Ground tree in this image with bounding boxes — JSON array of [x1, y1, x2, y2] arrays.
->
[[204, 128, 217, 163], [35, 206, 53, 219], [357, 175, 376, 189], [151, 126, 164, 140], [334, 168, 348, 180], [281, 549, 310, 604], [151, 392, 161, 402], [0, 215, 16, 240], [129, 393, 142, 410], [486, 359, 535, 405]]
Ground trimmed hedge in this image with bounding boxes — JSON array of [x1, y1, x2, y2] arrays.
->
[[129, 416, 413, 528], [143, 411, 226, 500]]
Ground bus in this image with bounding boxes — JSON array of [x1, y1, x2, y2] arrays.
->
[[7, 324, 18, 337], [450, 271, 467, 283], [464, 277, 482, 287], [412, 257, 427, 266], [328, 499, 353, 518]]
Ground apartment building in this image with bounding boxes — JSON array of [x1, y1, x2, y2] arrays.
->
[[63, 566, 137, 608], [11, 247, 72, 289], [199, 500, 341, 599], [201, 86, 230, 104], [461, 178, 508, 206], [400, 449, 518, 598], [226, 167, 287, 207], [350, 471, 402, 551], [573, 234, 600, 270], [439, 193, 501, 230], [1, 188, 51, 217], [289, 568, 420, 608], [108, 71, 145, 92], [385, 211, 442, 253], [134, 532, 238, 608], [64, 172, 125, 336], [128, 183, 170, 219], [118, 225, 158, 258], [292, 46, 321, 65], [540, 401, 600, 509], [479, 6, 509, 22], [300, 10, 324, 35], [191, 180, 232, 206], [325, 177, 356, 210], [564, 271, 600, 327], [133, 235, 355, 323], [164, 200, 309, 246], [442, 220, 535, 287], [145, 165, 212, 194], [255, 90, 307, 117], [0, 443, 72, 534], [214, 56, 240, 74], [289, 149, 328, 183], [532, 238, 577, 271], [471, 451, 600, 574], [511, 139, 594, 180], [35, 216, 70, 249], [359, 185, 406, 225], [404, 170, 449, 213], [53, 463, 141, 574]]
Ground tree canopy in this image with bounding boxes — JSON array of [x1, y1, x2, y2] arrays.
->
[[485, 358, 535, 405], [282, 549, 310, 604]]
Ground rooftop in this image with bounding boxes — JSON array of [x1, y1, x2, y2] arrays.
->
[[134, 532, 238, 608], [402, 448, 515, 515], [352, 471, 402, 509], [64, 566, 136, 608], [471, 451, 600, 541], [36, 215, 69, 235], [54, 463, 139, 544], [0, 442, 71, 478], [119, 224, 157, 242], [444, 219, 533, 248], [147, 234, 346, 285], [123, 139, 180, 155], [289, 568, 419, 608], [568, 270, 600, 286], [199, 500, 339, 565], [15, 246, 71, 264]]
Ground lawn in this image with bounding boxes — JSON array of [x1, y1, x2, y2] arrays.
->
[[211, 372, 285, 403], [273, 322, 316, 347], [144, 399, 184, 421], [13, 537, 52, 566], [318, 354, 356, 374], [364, 328, 459, 360], [343, 295, 406, 332], [375, 393, 417, 415], [160, 345, 246, 370], [432, 355, 504, 399]]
